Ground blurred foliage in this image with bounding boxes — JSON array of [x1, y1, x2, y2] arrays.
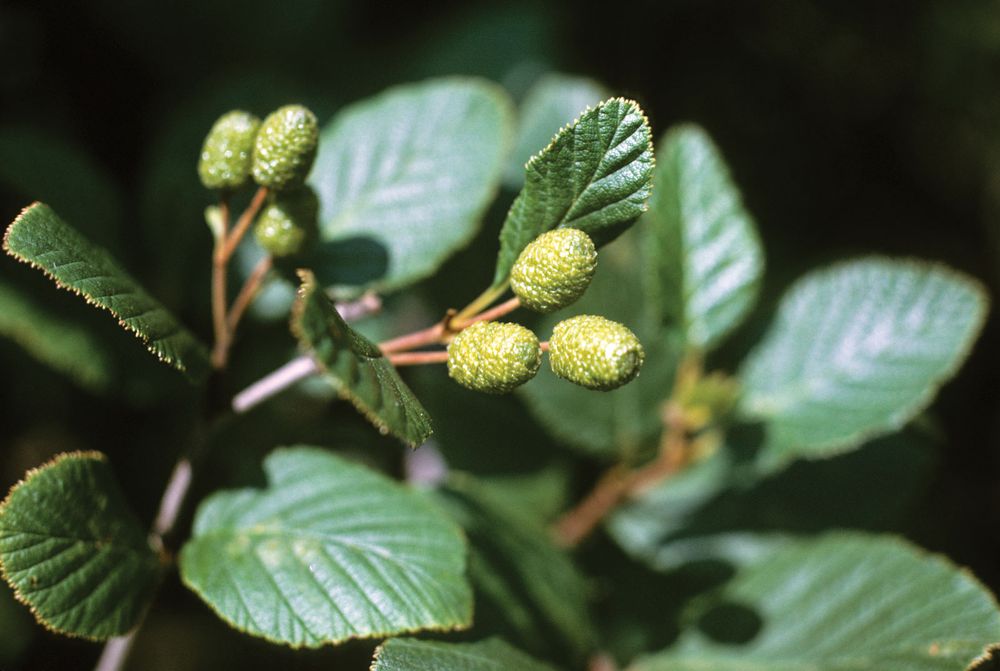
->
[[2, 0, 1000, 668]]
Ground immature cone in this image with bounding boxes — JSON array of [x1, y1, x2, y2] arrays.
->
[[198, 110, 260, 190], [251, 105, 319, 190], [510, 228, 598, 313], [549, 315, 644, 391], [447, 322, 542, 394], [254, 187, 320, 257]]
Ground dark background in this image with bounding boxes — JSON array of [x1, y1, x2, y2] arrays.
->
[[1, 1, 998, 668]]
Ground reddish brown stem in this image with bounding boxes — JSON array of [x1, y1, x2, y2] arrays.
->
[[450, 296, 521, 329], [226, 255, 273, 334], [210, 199, 231, 370], [221, 186, 268, 260], [379, 321, 448, 354], [388, 350, 450, 366]]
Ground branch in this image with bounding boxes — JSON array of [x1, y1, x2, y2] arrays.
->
[[221, 186, 268, 260], [231, 355, 319, 413], [225, 254, 273, 333], [388, 350, 449, 366]]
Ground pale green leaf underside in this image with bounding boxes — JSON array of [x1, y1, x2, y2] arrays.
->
[[0, 452, 161, 640], [504, 73, 608, 188], [0, 280, 115, 392], [631, 533, 1000, 671], [179, 447, 472, 648], [431, 473, 595, 658], [493, 97, 655, 285], [310, 77, 513, 294], [373, 637, 557, 671], [739, 257, 987, 466], [291, 270, 433, 447], [644, 124, 764, 350], [3, 203, 210, 381]]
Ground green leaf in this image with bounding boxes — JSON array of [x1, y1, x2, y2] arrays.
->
[[505, 73, 608, 188], [291, 270, 433, 447], [3, 203, 211, 381], [373, 637, 558, 671], [0, 279, 115, 392], [0, 452, 161, 640], [608, 432, 935, 571], [739, 258, 988, 467], [179, 447, 472, 647], [493, 97, 655, 285], [644, 125, 765, 350], [430, 473, 595, 660], [518, 231, 678, 458], [631, 533, 1000, 671], [310, 77, 513, 294]]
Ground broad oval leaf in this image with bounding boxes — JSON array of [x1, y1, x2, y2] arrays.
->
[[739, 258, 987, 467], [430, 473, 595, 660], [504, 73, 608, 188], [493, 97, 655, 285], [179, 447, 472, 647], [291, 270, 433, 447], [373, 637, 557, 671], [644, 124, 764, 351], [0, 452, 161, 640], [309, 77, 513, 294], [631, 533, 1000, 671], [3, 203, 210, 381]]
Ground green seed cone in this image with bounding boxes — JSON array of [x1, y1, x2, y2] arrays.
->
[[198, 111, 260, 191], [549, 315, 644, 391], [447, 321, 542, 394], [252, 104, 319, 191], [254, 186, 320, 257], [511, 228, 598, 313]]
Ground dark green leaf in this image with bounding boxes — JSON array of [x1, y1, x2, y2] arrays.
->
[[643, 125, 764, 351], [373, 637, 557, 671], [310, 77, 513, 294], [291, 270, 433, 446], [179, 447, 472, 647], [505, 73, 608, 188], [3, 203, 210, 381], [493, 97, 655, 285], [0, 452, 161, 640], [430, 473, 595, 660], [632, 533, 1000, 671], [739, 258, 988, 467]]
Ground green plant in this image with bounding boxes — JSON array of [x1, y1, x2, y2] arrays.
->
[[0, 73, 997, 671]]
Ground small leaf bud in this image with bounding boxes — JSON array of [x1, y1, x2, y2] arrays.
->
[[447, 321, 542, 394], [510, 228, 598, 313], [198, 111, 260, 191], [548, 315, 644, 391], [252, 104, 319, 191]]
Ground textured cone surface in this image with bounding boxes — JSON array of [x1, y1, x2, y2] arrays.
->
[[511, 228, 598, 313], [198, 111, 260, 190], [252, 105, 319, 190], [254, 186, 319, 257], [448, 321, 542, 394], [549, 315, 644, 391]]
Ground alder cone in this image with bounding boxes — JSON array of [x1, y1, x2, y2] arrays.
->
[[447, 321, 542, 394]]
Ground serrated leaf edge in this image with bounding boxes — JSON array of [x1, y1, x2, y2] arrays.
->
[[740, 255, 991, 464], [3, 202, 209, 379], [0, 451, 123, 641]]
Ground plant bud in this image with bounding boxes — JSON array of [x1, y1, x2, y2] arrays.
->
[[447, 321, 542, 394], [549, 315, 644, 391], [254, 187, 319, 257], [252, 104, 319, 190], [198, 111, 260, 190], [510, 228, 598, 313]]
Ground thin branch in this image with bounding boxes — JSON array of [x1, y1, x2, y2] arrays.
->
[[454, 281, 509, 322], [209, 199, 230, 370], [225, 255, 273, 333], [221, 186, 268, 261], [388, 350, 449, 366], [94, 634, 136, 671], [450, 296, 521, 330], [379, 320, 448, 355], [335, 292, 382, 322], [232, 355, 319, 414]]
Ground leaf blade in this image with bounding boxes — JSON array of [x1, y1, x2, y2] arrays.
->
[[3, 203, 210, 381], [493, 97, 655, 285], [373, 637, 558, 671], [179, 447, 472, 647], [644, 125, 764, 350], [0, 452, 161, 640], [291, 270, 433, 447]]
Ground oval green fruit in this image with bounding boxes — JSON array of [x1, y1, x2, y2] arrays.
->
[[254, 187, 319, 257], [447, 321, 542, 394], [198, 110, 260, 191], [549, 314, 644, 391], [251, 104, 319, 190], [510, 228, 598, 313]]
